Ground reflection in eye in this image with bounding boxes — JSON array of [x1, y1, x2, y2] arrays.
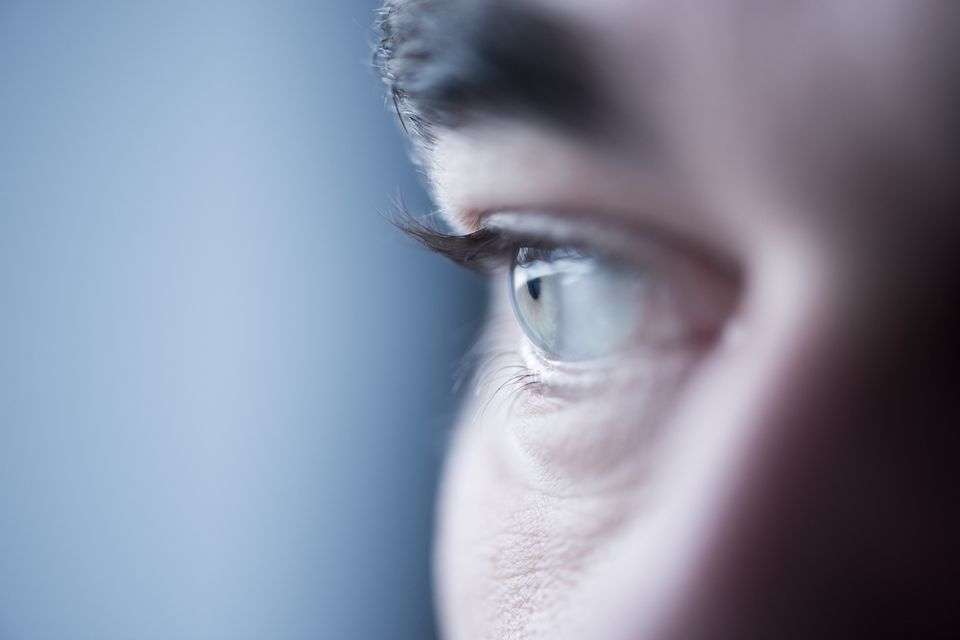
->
[[510, 246, 652, 361]]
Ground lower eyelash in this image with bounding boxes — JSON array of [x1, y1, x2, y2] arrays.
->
[[485, 367, 542, 418], [459, 319, 544, 418]]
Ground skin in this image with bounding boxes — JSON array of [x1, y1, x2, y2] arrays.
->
[[406, 1, 959, 638]]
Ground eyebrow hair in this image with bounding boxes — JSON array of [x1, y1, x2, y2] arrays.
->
[[375, 0, 608, 145]]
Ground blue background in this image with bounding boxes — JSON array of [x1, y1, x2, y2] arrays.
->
[[0, 1, 481, 638]]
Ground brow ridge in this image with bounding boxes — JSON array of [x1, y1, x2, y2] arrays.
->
[[376, 0, 609, 145]]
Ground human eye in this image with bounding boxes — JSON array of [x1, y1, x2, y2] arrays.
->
[[510, 242, 712, 363], [397, 209, 742, 483], [399, 211, 741, 371]]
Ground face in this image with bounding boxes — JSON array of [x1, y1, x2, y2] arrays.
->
[[378, 1, 959, 638]]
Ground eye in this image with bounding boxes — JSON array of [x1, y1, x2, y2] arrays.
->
[[509, 244, 733, 362], [510, 246, 647, 361]]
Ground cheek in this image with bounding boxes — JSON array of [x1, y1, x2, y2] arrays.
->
[[435, 397, 640, 640], [434, 294, 712, 638], [434, 333, 689, 638], [469, 295, 703, 491]]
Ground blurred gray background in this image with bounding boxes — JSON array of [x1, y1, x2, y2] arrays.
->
[[0, 1, 482, 638]]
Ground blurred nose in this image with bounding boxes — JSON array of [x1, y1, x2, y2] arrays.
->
[[668, 235, 960, 639]]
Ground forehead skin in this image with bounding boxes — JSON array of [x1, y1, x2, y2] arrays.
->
[[426, 0, 957, 246]]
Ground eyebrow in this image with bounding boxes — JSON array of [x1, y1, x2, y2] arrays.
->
[[375, 0, 611, 145]]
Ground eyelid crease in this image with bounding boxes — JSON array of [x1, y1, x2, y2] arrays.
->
[[486, 210, 744, 287], [483, 211, 657, 262], [393, 206, 668, 275], [397, 214, 674, 284]]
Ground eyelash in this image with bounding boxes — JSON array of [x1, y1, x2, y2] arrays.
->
[[391, 211, 553, 273], [471, 341, 544, 415], [393, 212, 554, 404]]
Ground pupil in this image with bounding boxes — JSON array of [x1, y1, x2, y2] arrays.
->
[[526, 277, 541, 301]]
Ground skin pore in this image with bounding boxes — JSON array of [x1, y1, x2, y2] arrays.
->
[[378, 1, 959, 638]]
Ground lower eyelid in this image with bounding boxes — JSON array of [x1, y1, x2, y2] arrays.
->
[[464, 229, 740, 463], [465, 292, 718, 487], [477, 334, 697, 491], [484, 294, 695, 398], [519, 340, 617, 395]]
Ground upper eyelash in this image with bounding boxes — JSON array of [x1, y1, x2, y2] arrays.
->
[[390, 208, 620, 275], [392, 212, 548, 410], [391, 211, 524, 273]]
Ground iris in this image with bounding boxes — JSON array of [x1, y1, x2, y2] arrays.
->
[[509, 246, 648, 361]]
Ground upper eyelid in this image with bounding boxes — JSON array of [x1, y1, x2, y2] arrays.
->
[[487, 209, 744, 283], [394, 210, 623, 273], [395, 208, 739, 280]]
